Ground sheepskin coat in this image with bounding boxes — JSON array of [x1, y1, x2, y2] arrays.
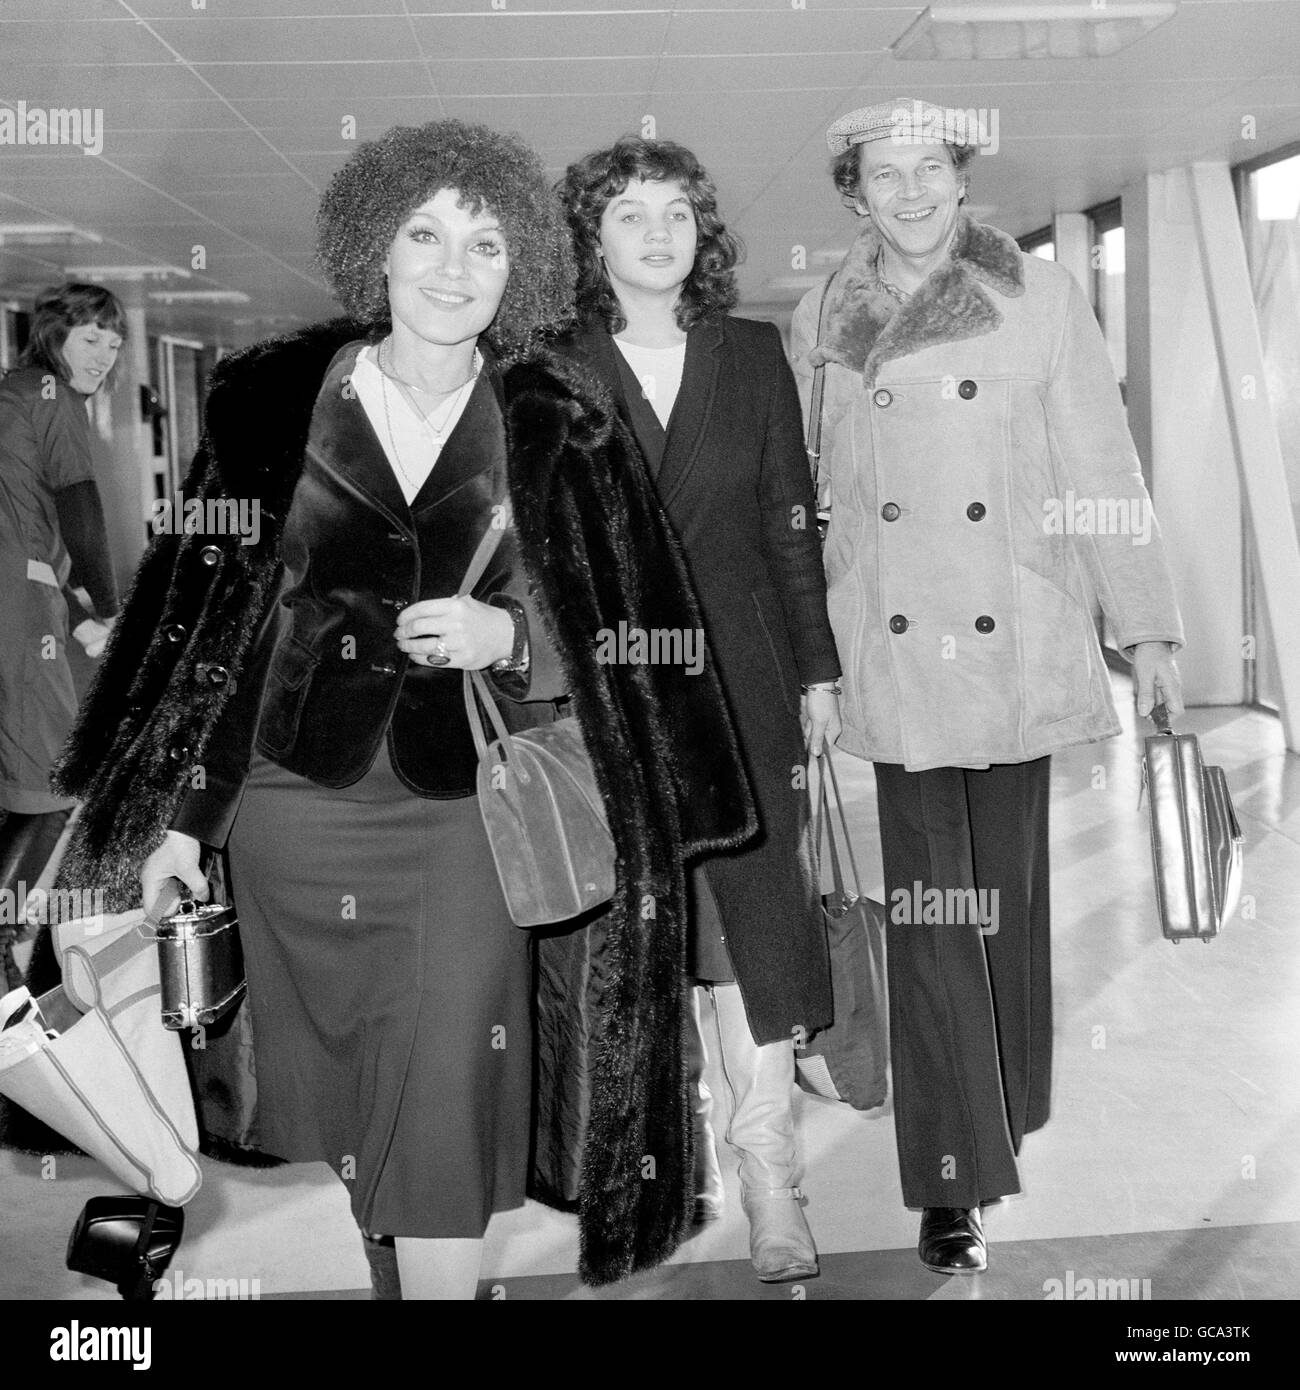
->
[[791, 214, 1184, 772], [40, 318, 758, 1286]]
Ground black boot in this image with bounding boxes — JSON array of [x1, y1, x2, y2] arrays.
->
[[362, 1231, 402, 1300], [918, 1206, 987, 1274]]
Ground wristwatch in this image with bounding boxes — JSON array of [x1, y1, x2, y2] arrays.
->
[[489, 595, 530, 674]]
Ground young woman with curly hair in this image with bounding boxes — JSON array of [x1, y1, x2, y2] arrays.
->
[[38, 120, 756, 1297], [557, 137, 842, 1284]]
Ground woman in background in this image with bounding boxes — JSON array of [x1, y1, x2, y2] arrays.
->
[[0, 283, 124, 989], [558, 137, 840, 1283]]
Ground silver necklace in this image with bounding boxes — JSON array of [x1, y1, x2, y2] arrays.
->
[[376, 344, 479, 491]]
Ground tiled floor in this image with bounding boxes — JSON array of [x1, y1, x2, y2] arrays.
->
[[4, 674, 1298, 1301]]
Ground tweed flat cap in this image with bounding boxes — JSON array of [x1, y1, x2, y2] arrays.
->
[[826, 98, 984, 155]]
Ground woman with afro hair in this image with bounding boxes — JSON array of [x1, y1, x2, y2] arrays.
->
[[41, 120, 756, 1296], [556, 138, 841, 1283]]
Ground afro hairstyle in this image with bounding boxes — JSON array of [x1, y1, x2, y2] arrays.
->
[[316, 119, 577, 359]]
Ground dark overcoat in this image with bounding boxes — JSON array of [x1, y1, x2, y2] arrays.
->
[[559, 316, 840, 1043], [13, 319, 759, 1286]]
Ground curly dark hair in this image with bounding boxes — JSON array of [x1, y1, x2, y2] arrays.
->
[[831, 139, 975, 212], [558, 137, 743, 333], [315, 119, 576, 359], [19, 282, 128, 386]]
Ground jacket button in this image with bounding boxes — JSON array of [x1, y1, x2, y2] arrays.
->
[[967, 502, 986, 521], [370, 662, 398, 676], [881, 502, 901, 522], [204, 664, 230, 687], [873, 388, 893, 408], [199, 545, 221, 567], [163, 623, 187, 643], [975, 615, 996, 634], [889, 614, 909, 635], [387, 531, 411, 544], [958, 379, 978, 399], [381, 596, 403, 609], [168, 744, 189, 762]]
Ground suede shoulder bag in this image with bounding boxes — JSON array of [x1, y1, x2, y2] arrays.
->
[[457, 511, 616, 928]]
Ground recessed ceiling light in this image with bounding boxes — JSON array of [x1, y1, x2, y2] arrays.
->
[[150, 290, 250, 304], [64, 265, 191, 281], [0, 224, 102, 248], [892, 3, 1179, 61]]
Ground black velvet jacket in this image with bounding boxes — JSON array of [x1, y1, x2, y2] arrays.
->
[[42, 318, 759, 1286], [167, 340, 566, 847]]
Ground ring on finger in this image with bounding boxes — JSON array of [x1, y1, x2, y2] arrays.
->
[[428, 638, 450, 667]]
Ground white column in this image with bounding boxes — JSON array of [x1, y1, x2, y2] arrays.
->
[[1124, 168, 1246, 710]]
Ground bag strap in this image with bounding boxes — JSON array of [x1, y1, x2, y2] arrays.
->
[[822, 749, 865, 899], [458, 502, 512, 599], [813, 756, 847, 905], [458, 505, 515, 766], [806, 274, 835, 494]]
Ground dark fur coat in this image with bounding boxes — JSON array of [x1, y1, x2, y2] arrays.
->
[[16, 319, 758, 1286]]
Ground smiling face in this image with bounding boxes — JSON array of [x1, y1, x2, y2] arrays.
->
[[855, 139, 964, 267], [597, 176, 699, 305], [383, 187, 511, 352], [59, 321, 122, 395]]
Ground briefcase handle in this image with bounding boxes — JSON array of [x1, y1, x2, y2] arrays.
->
[[1149, 701, 1175, 736]]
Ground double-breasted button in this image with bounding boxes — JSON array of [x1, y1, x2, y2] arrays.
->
[[881, 502, 901, 522], [199, 545, 221, 567], [370, 662, 398, 676], [387, 531, 411, 544], [975, 615, 996, 634], [380, 596, 403, 609], [966, 502, 986, 521], [162, 623, 187, 643], [873, 388, 893, 408], [202, 664, 230, 688], [958, 379, 978, 400], [168, 744, 190, 762], [888, 614, 909, 635]]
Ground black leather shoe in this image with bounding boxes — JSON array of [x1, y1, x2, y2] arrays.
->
[[918, 1206, 987, 1275]]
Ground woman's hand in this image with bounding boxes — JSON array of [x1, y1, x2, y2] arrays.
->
[[71, 617, 113, 659], [140, 830, 208, 923], [395, 596, 514, 670], [801, 686, 842, 757]]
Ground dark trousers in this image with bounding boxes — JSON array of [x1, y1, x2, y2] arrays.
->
[[874, 758, 1052, 1209], [0, 809, 70, 990]]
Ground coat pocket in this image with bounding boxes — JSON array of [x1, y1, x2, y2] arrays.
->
[[1015, 565, 1093, 727], [255, 634, 321, 757]]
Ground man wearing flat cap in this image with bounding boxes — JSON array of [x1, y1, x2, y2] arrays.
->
[[792, 99, 1184, 1275]]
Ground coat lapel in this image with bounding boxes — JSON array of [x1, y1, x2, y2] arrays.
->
[[656, 317, 722, 508], [812, 214, 1026, 385]]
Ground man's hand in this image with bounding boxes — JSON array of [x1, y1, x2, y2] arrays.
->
[[1132, 641, 1183, 721]]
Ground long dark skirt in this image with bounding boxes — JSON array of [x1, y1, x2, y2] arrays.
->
[[226, 740, 533, 1238]]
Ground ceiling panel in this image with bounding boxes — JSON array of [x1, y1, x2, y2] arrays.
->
[[1, 0, 1297, 341]]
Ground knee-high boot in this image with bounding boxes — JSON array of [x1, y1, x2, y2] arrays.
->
[[0, 809, 70, 991], [686, 984, 725, 1221], [707, 982, 818, 1282]]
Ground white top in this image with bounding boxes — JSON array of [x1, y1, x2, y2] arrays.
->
[[351, 345, 479, 506], [613, 338, 687, 431]]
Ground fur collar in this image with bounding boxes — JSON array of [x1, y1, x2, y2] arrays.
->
[[809, 214, 1025, 384], [203, 318, 617, 510]]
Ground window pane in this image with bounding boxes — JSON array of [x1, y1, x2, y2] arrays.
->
[[1242, 152, 1300, 710]]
